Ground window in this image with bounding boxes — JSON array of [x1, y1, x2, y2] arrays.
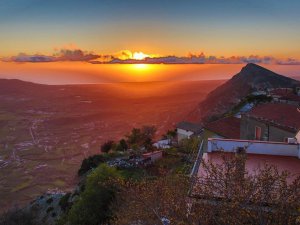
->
[[255, 126, 261, 140]]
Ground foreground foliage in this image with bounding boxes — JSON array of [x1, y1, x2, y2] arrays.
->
[[58, 164, 122, 225], [113, 153, 300, 225], [0, 208, 36, 225]]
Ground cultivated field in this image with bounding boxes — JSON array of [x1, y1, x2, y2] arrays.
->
[[0, 79, 224, 210]]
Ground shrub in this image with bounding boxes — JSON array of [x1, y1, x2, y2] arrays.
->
[[101, 141, 114, 153], [59, 192, 72, 212], [46, 197, 53, 204], [46, 207, 54, 214], [0, 208, 36, 225], [78, 154, 106, 176], [66, 164, 122, 225]]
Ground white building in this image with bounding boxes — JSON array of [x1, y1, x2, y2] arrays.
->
[[176, 121, 203, 142]]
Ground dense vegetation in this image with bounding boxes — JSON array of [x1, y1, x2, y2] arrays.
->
[[56, 129, 196, 225], [0, 208, 36, 225], [58, 164, 122, 225], [113, 153, 300, 225], [78, 154, 106, 176]]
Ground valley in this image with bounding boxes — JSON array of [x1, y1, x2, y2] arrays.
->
[[0, 79, 224, 211]]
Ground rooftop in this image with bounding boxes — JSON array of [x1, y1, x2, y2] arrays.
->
[[199, 152, 300, 182], [204, 117, 240, 139], [269, 88, 300, 102], [246, 103, 300, 132], [176, 121, 202, 134]]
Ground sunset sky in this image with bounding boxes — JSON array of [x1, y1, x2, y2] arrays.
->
[[1, 0, 300, 61]]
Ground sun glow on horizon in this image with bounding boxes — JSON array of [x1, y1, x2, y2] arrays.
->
[[132, 64, 149, 70], [132, 52, 149, 60]]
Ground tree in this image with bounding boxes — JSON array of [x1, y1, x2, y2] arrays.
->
[[78, 154, 106, 176], [126, 126, 156, 150], [178, 137, 200, 154], [166, 129, 177, 139], [112, 175, 191, 225], [192, 153, 300, 225], [114, 139, 128, 152], [119, 139, 128, 151], [66, 164, 122, 225], [101, 140, 114, 153], [112, 153, 300, 225]]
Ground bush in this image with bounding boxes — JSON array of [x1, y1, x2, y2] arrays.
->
[[101, 141, 114, 153], [0, 208, 37, 225], [46, 207, 54, 214], [78, 155, 106, 176], [178, 137, 200, 154], [0, 208, 36, 225], [46, 197, 53, 204], [126, 126, 156, 150], [59, 192, 72, 212], [66, 164, 122, 225], [114, 139, 128, 152]]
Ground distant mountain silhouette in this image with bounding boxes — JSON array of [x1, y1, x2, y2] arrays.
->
[[188, 63, 300, 122], [0, 79, 48, 95]]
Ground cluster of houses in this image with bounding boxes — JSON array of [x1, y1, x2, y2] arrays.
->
[[176, 87, 300, 183], [107, 150, 163, 169]]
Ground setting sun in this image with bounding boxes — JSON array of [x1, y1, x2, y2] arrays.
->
[[132, 52, 149, 60]]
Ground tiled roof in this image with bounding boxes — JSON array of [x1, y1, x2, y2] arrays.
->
[[204, 117, 241, 139], [176, 121, 202, 134], [279, 93, 300, 102], [269, 88, 293, 96], [247, 103, 300, 132], [269, 88, 300, 102]]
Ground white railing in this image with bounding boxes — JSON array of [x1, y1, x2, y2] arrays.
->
[[208, 138, 300, 158], [190, 140, 204, 178]]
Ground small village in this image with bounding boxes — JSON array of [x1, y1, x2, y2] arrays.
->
[[1, 68, 300, 225]]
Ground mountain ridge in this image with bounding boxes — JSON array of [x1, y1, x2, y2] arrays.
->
[[188, 63, 300, 122]]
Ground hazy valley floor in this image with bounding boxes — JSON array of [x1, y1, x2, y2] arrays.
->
[[0, 79, 224, 211]]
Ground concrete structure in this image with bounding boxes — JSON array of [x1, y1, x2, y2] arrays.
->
[[193, 138, 300, 183], [207, 138, 300, 158], [142, 150, 163, 162], [240, 103, 300, 142], [153, 139, 171, 149], [176, 121, 202, 142], [296, 130, 300, 143]]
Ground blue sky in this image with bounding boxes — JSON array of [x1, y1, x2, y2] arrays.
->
[[1, 0, 300, 58]]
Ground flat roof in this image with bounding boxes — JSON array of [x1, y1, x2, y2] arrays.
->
[[198, 152, 300, 182]]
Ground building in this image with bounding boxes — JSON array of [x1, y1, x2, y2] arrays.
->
[[202, 117, 241, 150], [153, 139, 171, 149], [199, 138, 300, 181], [203, 117, 240, 139], [176, 121, 203, 142], [240, 103, 300, 142], [268, 88, 300, 106], [190, 137, 300, 192]]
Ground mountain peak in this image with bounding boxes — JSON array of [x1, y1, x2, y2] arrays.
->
[[240, 63, 270, 74], [188, 64, 300, 122]]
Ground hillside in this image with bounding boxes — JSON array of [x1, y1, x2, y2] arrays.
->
[[188, 63, 300, 122], [0, 78, 223, 211]]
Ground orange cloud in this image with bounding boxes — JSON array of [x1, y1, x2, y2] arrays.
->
[[2, 49, 300, 65]]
